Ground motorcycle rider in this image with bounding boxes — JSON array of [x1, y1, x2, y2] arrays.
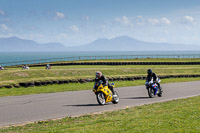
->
[[146, 69, 161, 90], [94, 71, 115, 94], [46, 63, 51, 69]]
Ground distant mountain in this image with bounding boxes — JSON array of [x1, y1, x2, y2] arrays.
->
[[0, 37, 67, 51], [67, 36, 200, 51], [1, 36, 200, 52]]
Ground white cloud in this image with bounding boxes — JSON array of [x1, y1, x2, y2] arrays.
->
[[0, 24, 11, 32], [181, 16, 194, 24], [115, 16, 133, 27], [70, 25, 79, 32], [137, 16, 143, 18], [55, 11, 65, 19], [184, 16, 194, 22], [148, 18, 160, 25], [161, 17, 171, 25], [0, 9, 5, 15], [148, 17, 171, 25]]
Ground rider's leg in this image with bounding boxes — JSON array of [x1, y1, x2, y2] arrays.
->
[[108, 84, 114, 94], [157, 82, 162, 92]]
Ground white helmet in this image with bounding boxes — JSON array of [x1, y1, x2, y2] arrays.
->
[[96, 71, 102, 79]]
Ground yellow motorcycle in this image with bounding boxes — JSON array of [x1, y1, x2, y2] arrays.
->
[[93, 80, 119, 105]]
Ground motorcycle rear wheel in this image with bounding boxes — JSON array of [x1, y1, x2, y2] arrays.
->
[[96, 92, 106, 105]]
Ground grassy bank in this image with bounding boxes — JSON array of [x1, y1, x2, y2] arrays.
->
[[1, 95, 199, 132], [1, 64, 200, 86], [0, 58, 199, 96], [0, 77, 200, 97]]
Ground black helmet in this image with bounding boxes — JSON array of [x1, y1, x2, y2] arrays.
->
[[147, 69, 152, 75]]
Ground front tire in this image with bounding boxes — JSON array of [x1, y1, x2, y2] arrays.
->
[[148, 87, 155, 98], [158, 86, 163, 97], [112, 91, 119, 104], [96, 92, 106, 105]]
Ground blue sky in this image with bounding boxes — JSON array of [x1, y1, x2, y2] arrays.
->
[[0, 0, 200, 46]]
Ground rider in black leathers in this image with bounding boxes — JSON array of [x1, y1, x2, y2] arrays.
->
[[146, 69, 161, 89], [94, 71, 115, 94]]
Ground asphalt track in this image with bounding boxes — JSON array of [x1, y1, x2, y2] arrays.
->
[[0, 81, 200, 127]]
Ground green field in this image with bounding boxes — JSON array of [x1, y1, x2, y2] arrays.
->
[[2, 58, 200, 86], [1, 96, 199, 132], [1, 64, 200, 86], [0, 58, 200, 97]]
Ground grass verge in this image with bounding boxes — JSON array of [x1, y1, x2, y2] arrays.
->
[[1, 95, 199, 132]]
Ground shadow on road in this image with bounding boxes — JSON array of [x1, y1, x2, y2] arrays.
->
[[64, 104, 100, 107], [121, 97, 149, 99]]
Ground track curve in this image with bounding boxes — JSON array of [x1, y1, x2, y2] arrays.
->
[[0, 81, 200, 127]]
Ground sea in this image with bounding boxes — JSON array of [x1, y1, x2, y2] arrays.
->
[[0, 51, 200, 66]]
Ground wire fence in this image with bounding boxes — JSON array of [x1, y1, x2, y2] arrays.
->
[[1, 54, 200, 67]]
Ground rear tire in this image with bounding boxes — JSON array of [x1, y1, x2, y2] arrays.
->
[[148, 87, 155, 98], [96, 92, 106, 105], [112, 91, 119, 104]]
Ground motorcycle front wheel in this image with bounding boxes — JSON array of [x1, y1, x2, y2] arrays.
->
[[158, 86, 163, 97], [148, 87, 155, 98], [96, 92, 106, 105]]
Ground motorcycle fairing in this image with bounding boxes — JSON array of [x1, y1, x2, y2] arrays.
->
[[152, 83, 158, 95], [96, 84, 113, 103]]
